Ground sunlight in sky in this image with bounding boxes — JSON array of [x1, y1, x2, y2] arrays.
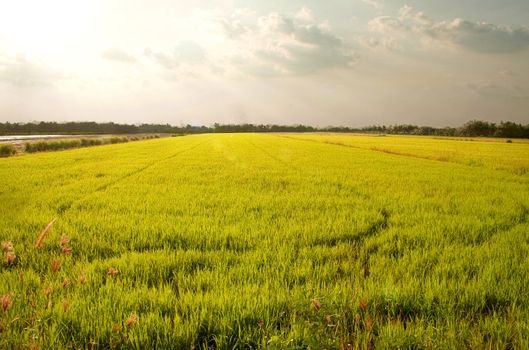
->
[[0, 0, 528, 126], [0, 0, 95, 59]]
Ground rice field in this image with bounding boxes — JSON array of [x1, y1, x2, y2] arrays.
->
[[1, 133, 529, 349]]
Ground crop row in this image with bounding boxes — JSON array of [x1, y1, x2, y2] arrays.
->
[[1, 134, 528, 348]]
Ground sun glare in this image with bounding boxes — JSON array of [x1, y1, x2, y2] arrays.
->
[[0, 0, 94, 57]]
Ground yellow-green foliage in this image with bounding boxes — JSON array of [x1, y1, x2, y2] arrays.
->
[[1, 134, 529, 349], [282, 133, 529, 174]]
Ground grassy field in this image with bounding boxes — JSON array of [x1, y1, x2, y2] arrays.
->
[[1, 133, 529, 349]]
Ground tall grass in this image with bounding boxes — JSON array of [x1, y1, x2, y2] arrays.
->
[[35, 218, 56, 249], [22, 135, 163, 154], [25, 137, 131, 153], [0, 134, 528, 348], [0, 144, 16, 157]]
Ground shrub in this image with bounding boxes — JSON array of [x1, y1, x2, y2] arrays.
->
[[24, 136, 132, 154], [25, 140, 82, 153], [109, 137, 129, 144], [0, 144, 16, 157], [81, 138, 103, 147]]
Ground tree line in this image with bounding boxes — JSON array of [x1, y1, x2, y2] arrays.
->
[[1, 120, 528, 138]]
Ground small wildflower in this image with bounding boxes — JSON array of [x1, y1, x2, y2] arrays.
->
[[126, 314, 138, 328], [359, 298, 368, 312], [59, 235, 73, 255], [59, 235, 70, 248], [44, 286, 53, 297], [113, 324, 122, 333], [62, 277, 70, 288], [1, 241, 13, 251], [107, 267, 119, 277], [5, 252, 16, 266], [78, 271, 87, 285], [311, 298, 321, 311], [62, 300, 70, 312], [365, 315, 373, 332], [354, 313, 361, 325], [51, 259, 61, 273], [1, 294, 12, 313]]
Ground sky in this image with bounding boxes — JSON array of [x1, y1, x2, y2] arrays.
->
[[0, 0, 528, 127]]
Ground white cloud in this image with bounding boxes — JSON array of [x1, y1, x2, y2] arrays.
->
[[95, 7, 354, 79], [0, 54, 60, 87], [101, 48, 137, 63], [368, 16, 406, 33], [218, 9, 356, 75], [361, 0, 384, 11], [146, 41, 206, 69], [369, 5, 529, 53], [295, 7, 315, 22]]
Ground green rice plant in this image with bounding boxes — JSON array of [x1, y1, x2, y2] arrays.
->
[[1, 134, 528, 349]]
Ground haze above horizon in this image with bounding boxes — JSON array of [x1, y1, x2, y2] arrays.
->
[[1, 0, 528, 127]]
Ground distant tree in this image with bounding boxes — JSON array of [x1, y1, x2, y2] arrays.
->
[[389, 124, 419, 135], [459, 120, 496, 137], [1, 120, 528, 138], [494, 121, 526, 138]]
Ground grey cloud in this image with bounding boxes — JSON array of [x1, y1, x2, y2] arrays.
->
[[464, 80, 529, 99], [147, 41, 206, 69], [219, 18, 249, 38], [101, 48, 137, 63], [0, 55, 59, 87], [368, 16, 406, 32], [361, 0, 384, 10], [255, 30, 353, 74], [499, 70, 516, 77], [223, 11, 355, 75], [369, 6, 529, 54], [427, 19, 529, 53]]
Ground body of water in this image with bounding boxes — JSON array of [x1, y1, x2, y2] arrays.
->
[[0, 135, 73, 142]]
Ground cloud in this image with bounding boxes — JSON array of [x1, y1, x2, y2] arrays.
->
[[0, 54, 60, 87], [146, 41, 206, 69], [368, 16, 406, 33], [464, 80, 529, 100], [368, 5, 529, 53], [101, 48, 137, 63], [140, 7, 354, 78], [218, 9, 355, 75], [361, 0, 384, 11], [426, 20, 529, 53], [295, 7, 315, 22]]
